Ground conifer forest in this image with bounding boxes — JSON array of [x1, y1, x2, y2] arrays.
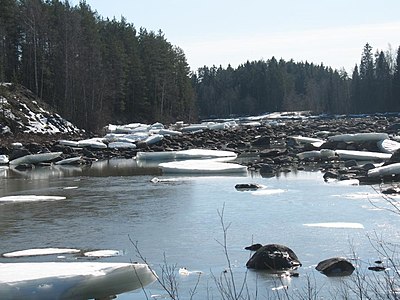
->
[[1, 0, 400, 131]]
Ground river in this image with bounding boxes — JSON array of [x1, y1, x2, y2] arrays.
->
[[1, 159, 399, 299]]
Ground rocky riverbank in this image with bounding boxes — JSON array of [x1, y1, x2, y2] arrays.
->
[[3, 114, 400, 187]]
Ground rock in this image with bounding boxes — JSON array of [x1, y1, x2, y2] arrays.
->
[[245, 243, 302, 271], [251, 136, 270, 147], [316, 257, 355, 277], [323, 171, 338, 181], [368, 266, 386, 272], [8, 148, 31, 160], [235, 183, 262, 191], [344, 160, 358, 168]]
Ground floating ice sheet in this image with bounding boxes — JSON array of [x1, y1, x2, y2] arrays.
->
[[3, 248, 80, 258], [0, 195, 66, 203], [303, 222, 364, 229], [159, 160, 247, 175], [0, 262, 156, 300]]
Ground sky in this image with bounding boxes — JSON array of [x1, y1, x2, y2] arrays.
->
[[71, 0, 400, 73]]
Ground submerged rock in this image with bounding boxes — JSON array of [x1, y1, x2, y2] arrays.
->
[[235, 183, 263, 191], [245, 243, 301, 271], [316, 257, 355, 277]]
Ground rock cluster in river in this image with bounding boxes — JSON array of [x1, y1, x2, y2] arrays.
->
[[2, 114, 400, 186]]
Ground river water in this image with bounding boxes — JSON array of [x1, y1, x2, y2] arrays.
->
[[1, 159, 399, 299]]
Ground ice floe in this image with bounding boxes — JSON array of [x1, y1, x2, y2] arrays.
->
[[0, 195, 66, 203], [377, 139, 400, 154], [178, 267, 203, 276], [2, 248, 80, 258], [159, 160, 247, 175], [335, 150, 391, 161], [368, 162, 400, 177], [297, 149, 335, 160], [0, 155, 9, 164], [303, 222, 364, 229], [83, 250, 121, 258], [329, 133, 389, 142], [0, 262, 156, 299], [9, 152, 63, 167], [136, 148, 237, 161], [251, 189, 286, 196]]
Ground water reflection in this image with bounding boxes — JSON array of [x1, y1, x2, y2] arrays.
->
[[3, 159, 162, 180]]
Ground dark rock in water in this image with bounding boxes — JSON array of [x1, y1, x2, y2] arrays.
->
[[316, 257, 355, 277], [344, 160, 358, 168], [245, 243, 302, 271], [368, 266, 386, 272], [323, 170, 338, 181], [389, 149, 400, 164], [235, 183, 262, 191], [259, 148, 286, 158], [9, 148, 31, 160], [382, 187, 400, 194], [387, 123, 400, 133], [361, 163, 376, 171]]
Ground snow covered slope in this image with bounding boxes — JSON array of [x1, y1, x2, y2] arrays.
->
[[0, 83, 81, 135]]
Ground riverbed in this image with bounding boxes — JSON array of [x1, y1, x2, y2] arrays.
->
[[1, 159, 399, 299]]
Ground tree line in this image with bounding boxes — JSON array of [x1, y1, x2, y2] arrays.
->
[[0, 0, 196, 131], [1, 0, 400, 132], [193, 43, 400, 119]]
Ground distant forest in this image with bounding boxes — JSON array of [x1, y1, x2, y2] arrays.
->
[[1, 0, 400, 131]]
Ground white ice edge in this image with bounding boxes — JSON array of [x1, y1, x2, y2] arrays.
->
[[159, 160, 247, 174], [251, 189, 286, 196], [303, 222, 364, 229], [3, 248, 80, 258], [83, 250, 121, 257], [0, 195, 66, 203]]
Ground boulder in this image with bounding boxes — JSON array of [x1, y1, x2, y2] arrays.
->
[[235, 183, 262, 191], [245, 244, 301, 271], [316, 257, 355, 276]]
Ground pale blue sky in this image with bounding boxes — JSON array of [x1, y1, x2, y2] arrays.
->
[[73, 0, 400, 73]]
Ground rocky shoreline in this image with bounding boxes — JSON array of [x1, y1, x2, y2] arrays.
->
[[2, 115, 400, 187]]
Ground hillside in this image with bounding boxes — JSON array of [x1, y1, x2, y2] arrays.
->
[[0, 83, 82, 136]]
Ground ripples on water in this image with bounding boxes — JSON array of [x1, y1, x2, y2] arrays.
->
[[0, 159, 399, 299]]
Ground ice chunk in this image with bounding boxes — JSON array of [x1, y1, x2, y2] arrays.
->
[[329, 133, 389, 142], [0, 195, 66, 203], [9, 152, 63, 166], [83, 250, 121, 258], [3, 248, 80, 258], [159, 160, 247, 175], [335, 150, 391, 161], [303, 222, 364, 229], [0, 262, 157, 299]]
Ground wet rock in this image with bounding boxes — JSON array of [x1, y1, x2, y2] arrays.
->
[[316, 257, 355, 277], [368, 266, 386, 272], [245, 243, 302, 271], [251, 136, 270, 147], [344, 160, 357, 168], [381, 187, 400, 194], [9, 148, 31, 160], [389, 149, 400, 164], [323, 170, 338, 181], [235, 183, 263, 191]]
